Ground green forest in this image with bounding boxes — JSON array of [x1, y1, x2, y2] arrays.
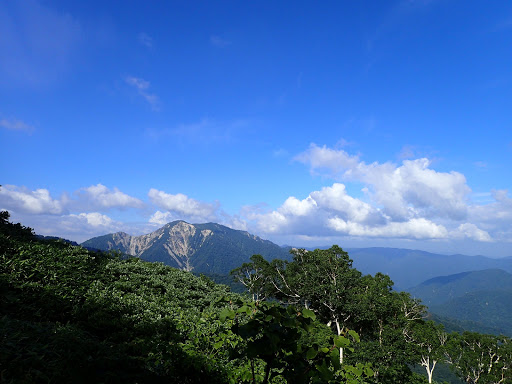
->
[[1, 211, 511, 384]]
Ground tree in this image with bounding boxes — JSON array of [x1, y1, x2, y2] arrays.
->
[[408, 321, 447, 383], [445, 331, 512, 384], [220, 300, 373, 384], [230, 254, 274, 302], [233, 246, 362, 366], [0, 210, 34, 240]]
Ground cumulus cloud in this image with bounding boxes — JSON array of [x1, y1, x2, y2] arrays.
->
[[468, 190, 512, 241], [149, 210, 174, 225], [148, 189, 220, 223], [327, 217, 449, 240], [243, 141, 497, 244], [452, 223, 492, 242], [125, 76, 159, 110], [29, 212, 124, 242], [68, 212, 115, 228], [296, 144, 470, 221], [246, 183, 386, 236], [245, 180, 492, 242], [470, 190, 512, 224], [75, 184, 144, 210], [0, 184, 144, 216], [0, 185, 64, 214]]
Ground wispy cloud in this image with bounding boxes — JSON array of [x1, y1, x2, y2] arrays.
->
[[125, 76, 160, 110], [146, 117, 250, 146], [138, 32, 153, 48], [210, 35, 231, 47], [0, 118, 34, 133]]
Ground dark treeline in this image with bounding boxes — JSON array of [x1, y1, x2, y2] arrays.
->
[[1, 211, 511, 383]]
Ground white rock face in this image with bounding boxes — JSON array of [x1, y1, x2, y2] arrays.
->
[[108, 222, 214, 271]]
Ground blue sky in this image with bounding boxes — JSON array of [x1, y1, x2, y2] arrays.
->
[[1, 0, 512, 257]]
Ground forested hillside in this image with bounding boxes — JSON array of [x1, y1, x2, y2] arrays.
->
[[409, 269, 512, 336], [409, 269, 512, 307], [2, 211, 512, 383]]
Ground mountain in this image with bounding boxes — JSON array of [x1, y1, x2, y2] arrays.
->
[[430, 289, 512, 336], [346, 247, 512, 290], [81, 221, 290, 274], [406, 269, 512, 336], [408, 269, 512, 306]]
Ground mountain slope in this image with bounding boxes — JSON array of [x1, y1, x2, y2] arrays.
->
[[408, 269, 512, 306], [346, 247, 512, 290], [430, 290, 512, 336], [405, 269, 512, 337], [81, 221, 290, 274]]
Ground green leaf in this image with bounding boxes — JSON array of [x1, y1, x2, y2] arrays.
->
[[302, 308, 316, 320], [306, 347, 318, 360], [219, 307, 235, 322], [334, 335, 350, 349], [348, 329, 360, 342]]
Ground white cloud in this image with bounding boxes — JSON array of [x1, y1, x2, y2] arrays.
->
[[245, 183, 493, 242], [0, 118, 34, 133], [275, 143, 498, 242], [76, 184, 144, 210], [296, 144, 470, 221], [0, 184, 144, 216], [468, 190, 512, 241], [149, 210, 174, 225], [310, 184, 384, 225], [69, 212, 115, 227], [471, 190, 512, 223], [327, 217, 449, 240], [451, 223, 492, 242], [0, 185, 64, 214], [31, 212, 123, 242], [125, 76, 159, 110], [246, 183, 387, 237], [148, 189, 220, 223]]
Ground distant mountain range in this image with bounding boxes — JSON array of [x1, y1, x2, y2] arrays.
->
[[408, 269, 512, 307], [408, 269, 512, 336], [346, 247, 512, 290], [81, 221, 290, 275], [82, 222, 512, 336], [82, 222, 512, 289]]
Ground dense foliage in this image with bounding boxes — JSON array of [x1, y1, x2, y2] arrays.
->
[[0, 213, 370, 383], [2, 212, 512, 383], [232, 246, 512, 384]]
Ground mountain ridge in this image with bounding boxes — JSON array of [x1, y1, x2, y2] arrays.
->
[[82, 223, 512, 289], [81, 220, 290, 274]]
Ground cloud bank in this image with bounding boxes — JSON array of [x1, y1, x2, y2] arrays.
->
[[2, 144, 511, 249]]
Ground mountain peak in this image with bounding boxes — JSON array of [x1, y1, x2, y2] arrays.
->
[[81, 221, 289, 274]]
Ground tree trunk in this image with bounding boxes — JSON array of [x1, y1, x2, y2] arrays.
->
[[422, 357, 436, 384], [336, 319, 343, 365]]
